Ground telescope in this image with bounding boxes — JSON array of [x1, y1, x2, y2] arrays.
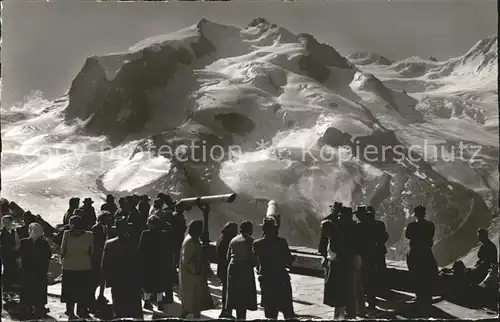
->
[[176, 193, 237, 210]]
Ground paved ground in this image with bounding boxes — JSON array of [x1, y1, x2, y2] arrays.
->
[[2, 264, 498, 321]]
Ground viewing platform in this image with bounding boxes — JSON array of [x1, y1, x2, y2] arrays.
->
[[2, 247, 498, 321]]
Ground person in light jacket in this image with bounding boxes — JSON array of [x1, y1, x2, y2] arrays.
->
[[60, 215, 94, 319], [179, 218, 214, 318]]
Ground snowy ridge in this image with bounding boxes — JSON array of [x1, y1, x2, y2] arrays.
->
[[1, 20, 497, 265]]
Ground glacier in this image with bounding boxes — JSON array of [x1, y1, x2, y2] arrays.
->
[[1, 18, 498, 266]]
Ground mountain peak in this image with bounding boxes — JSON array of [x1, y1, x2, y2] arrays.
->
[[247, 17, 273, 29], [196, 18, 209, 29], [464, 34, 498, 59]]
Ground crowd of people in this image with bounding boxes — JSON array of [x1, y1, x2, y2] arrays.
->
[[317, 202, 498, 319], [0, 195, 498, 320]]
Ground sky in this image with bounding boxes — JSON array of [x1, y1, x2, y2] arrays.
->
[[1, 0, 497, 106]]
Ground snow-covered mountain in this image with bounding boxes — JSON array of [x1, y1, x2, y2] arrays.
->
[[1, 19, 497, 266]]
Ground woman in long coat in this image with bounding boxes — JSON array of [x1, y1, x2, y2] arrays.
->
[[321, 217, 349, 318], [216, 222, 238, 318], [20, 223, 52, 318], [225, 221, 258, 319], [179, 220, 214, 318], [138, 215, 174, 310]]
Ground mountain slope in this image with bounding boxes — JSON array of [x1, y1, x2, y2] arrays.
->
[[2, 20, 497, 266]]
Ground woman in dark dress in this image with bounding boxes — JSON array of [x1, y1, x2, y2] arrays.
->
[[20, 222, 52, 318], [91, 211, 112, 307], [138, 215, 175, 311], [321, 217, 349, 319], [0, 215, 20, 303], [216, 222, 238, 318], [225, 221, 258, 319]]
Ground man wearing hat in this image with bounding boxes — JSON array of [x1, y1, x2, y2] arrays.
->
[[63, 197, 80, 227], [405, 205, 438, 309], [339, 206, 366, 318], [101, 218, 143, 319], [356, 205, 389, 309], [80, 198, 97, 231], [115, 197, 129, 221], [253, 217, 294, 319], [319, 202, 342, 262], [17, 211, 38, 239], [101, 195, 118, 218]]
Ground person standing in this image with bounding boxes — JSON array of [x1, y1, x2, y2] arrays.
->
[[318, 202, 342, 262], [149, 198, 165, 217], [80, 198, 97, 231], [366, 206, 389, 302], [138, 195, 151, 224], [101, 195, 118, 218], [101, 218, 143, 319], [63, 198, 80, 226], [0, 215, 20, 304], [16, 211, 38, 240], [171, 205, 187, 272], [340, 207, 366, 319], [179, 219, 214, 318], [319, 215, 348, 319], [405, 205, 438, 309], [253, 217, 295, 319], [91, 211, 112, 307], [19, 223, 52, 318], [60, 215, 94, 319], [356, 205, 387, 309], [114, 197, 129, 220], [216, 222, 238, 318], [127, 195, 147, 245], [138, 215, 175, 311], [225, 221, 258, 319]]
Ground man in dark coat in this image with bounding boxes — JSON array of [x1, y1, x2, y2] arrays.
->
[[114, 197, 129, 220], [357, 206, 389, 308], [138, 195, 151, 222], [318, 202, 342, 263], [340, 207, 366, 318], [19, 223, 51, 318], [253, 217, 294, 319], [320, 213, 348, 318], [466, 228, 498, 285], [16, 211, 38, 239], [171, 208, 187, 267], [1, 215, 20, 302], [405, 205, 438, 308], [62, 197, 80, 226], [101, 218, 143, 319], [80, 198, 97, 231], [101, 195, 118, 218], [138, 215, 175, 311], [91, 211, 112, 307], [127, 196, 147, 245], [216, 222, 238, 318]]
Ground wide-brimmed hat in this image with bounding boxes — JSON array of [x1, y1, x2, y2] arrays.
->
[[106, 194, 114, 201], [414, 205, 426, 213], [355, 205, 366, 213], [260, 216, 278, 227], [340, 207, 353, 216], [83, 198, 94, 204]]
